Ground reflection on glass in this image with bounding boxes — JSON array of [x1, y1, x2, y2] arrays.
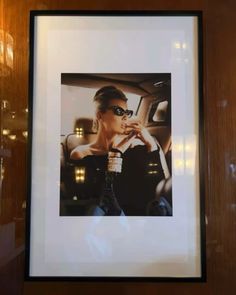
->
[[8, 134, 16, 141], [229, 159, 236, 179], [174, 42, 181, 49], [0, 100, 28, 215], [22, 131, 28, 138], [2, 129, 10, 135], [173, 137, 184, 175], [0, 29, 14, 76], [185, 135, 196, 175], [173, 135, 196, 175], [172, 41, 189, 64]]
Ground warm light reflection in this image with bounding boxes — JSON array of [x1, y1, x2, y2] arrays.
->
[[174, 42, 181, 49], [173, 137, 184, 175], [185, 135, 196, 175], [176, 144, 184, 152], [22, 201, 26, 209], [1, 165, 5, 180], [174, 159, 184, 169], [173, 42, 189, 64], [8, 134, 16, 140], [6, 33, 13, 68], [22, 131, 28, 138], [1, 100, 9, 110], [173, 136, 197, 175], [185, 160, 191, 167], [185, 144, 191, 151], [11, 112, 16, 119], [2, 129, 10, 135], [174, 42, 187, 50], [0, 29, 14, 76]]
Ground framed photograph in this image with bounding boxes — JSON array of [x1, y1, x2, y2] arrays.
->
[[26, 11, 205, 281]]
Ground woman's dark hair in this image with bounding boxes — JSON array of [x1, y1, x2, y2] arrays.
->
[[93, 85, 128, 113]]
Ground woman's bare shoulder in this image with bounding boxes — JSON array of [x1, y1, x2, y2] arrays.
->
[[70, 144, 93, 160]]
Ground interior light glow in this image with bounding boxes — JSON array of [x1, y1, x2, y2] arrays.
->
[[8, 134, 16, 140], [75, 127, 84, 138], [75, 167, 85, 183], [2, 129, 10, 135]]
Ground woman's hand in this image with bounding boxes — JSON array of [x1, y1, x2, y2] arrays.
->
[[112, 120, 157, 153], [112, 131, 137, 154], [125, 120, 157, 152]]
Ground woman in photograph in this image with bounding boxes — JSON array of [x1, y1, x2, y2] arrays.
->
[[69, 85, 169, 216]]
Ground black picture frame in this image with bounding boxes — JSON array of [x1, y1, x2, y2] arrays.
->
[[25, 10, 205, 282]]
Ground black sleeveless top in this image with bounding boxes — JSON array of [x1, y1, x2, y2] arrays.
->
[[61, 145, 165, 216]]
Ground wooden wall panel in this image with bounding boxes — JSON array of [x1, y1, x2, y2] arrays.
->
[[0, 0, 236, 294]]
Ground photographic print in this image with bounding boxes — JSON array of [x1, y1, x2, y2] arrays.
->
[[60, 73, 172, 217], [26, 11, 205, 280]]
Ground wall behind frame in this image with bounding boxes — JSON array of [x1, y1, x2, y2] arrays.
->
[[0, 0, 236, 294]]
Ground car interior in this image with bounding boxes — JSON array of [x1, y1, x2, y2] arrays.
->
[[60, 73, 172, 216]]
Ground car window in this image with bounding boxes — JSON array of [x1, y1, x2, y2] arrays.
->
[[123, 92, 141, 115], [148, 100, 169, 123], [152, 100, 168, 122]]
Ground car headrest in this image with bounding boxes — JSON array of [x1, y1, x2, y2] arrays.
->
[[62, 117, 97, 162], [73, 117, 96, 134]]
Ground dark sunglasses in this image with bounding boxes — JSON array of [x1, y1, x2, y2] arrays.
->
[[107, 105, 133, 118]]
